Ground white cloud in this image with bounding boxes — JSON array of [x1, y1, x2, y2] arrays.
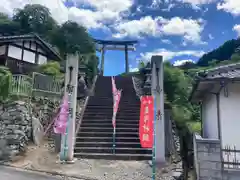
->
[[129, 64, 139, 72], [113, 16, 205, 44], [162, 39, 172, 44], [140, 48, 205, 62], [208, 34, 214, 40], [0, 0, 205, 44], [179, 0, 216, 5], [160, 17, 205, 44], [0, 0, 134, 30], [74, 0, 133, 13], [113, 16, 162, 39], [233, 24, 240, 36], [217, 0, 240, 16], [173, 59, 195, 66]]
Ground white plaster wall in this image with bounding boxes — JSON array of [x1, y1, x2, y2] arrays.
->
[[38, 55, 47, 64], [23, 50, 35, 63], [31, 42, 36, 51], [8, 45, 22, 59], [0, 45, 6, 55], [24, 42, 30, 48], [202, 94, 219, 139], [220, 83, 240, 149], [37, 47, 45, 54]]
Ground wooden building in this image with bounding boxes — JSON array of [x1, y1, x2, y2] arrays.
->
[[0, 34, 62, 74]]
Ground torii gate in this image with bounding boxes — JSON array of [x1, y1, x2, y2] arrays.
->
[[94, 39, 138, 75]]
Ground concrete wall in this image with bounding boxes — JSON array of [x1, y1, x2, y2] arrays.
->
[[202, 94, 219, 139], [194, 134, 240, 180], [219, 83, 240, 153], [202, 82, 240, 163]]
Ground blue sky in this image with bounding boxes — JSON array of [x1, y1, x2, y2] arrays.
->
[[1, 0, 240, 75]]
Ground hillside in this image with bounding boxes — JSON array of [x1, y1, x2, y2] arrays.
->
[[197, 38, 240, 67]]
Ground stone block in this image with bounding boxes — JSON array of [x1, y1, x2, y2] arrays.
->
[[197, 143, 210, 152], [199, 161, 222, 170], [199, 169, 222, 178], [198, 152, 221, 161]]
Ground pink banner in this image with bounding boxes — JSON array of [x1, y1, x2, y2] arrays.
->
[[53, 94, 69, 134], [112, 90, 121, 128], [111, 76, 121, 129], [111, 76, 117, 94]]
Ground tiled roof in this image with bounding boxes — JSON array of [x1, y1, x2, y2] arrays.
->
[[190, 63, 240, 102], [196, 63, 240, 80]]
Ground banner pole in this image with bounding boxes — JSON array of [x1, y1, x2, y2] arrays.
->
[[152, 95, 156, 180], [113, 127, 116, 154]]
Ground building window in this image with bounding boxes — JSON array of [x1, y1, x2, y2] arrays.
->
[[38, 55, 47, 64]]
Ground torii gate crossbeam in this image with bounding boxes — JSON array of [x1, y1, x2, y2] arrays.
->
[[93, 39, 138, 75]]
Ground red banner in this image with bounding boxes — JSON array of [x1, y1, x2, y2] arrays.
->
[[139, 96, 154, 148]]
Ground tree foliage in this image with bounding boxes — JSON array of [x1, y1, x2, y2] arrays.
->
[[38, 61, 63, 77], [51, 21, 95, 56], [12, 4, 57, 40], [197, 38, 240, 66], [0, 4, 97, 84]]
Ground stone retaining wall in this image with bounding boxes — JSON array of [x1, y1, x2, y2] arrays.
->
[[194, 134, 240, 180], [0, 101, 32, 160]]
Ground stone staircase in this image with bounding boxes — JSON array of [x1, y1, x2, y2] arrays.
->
[[74, 75, 152, 160]]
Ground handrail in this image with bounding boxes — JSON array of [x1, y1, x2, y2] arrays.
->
[[74, 75, 98, 144]]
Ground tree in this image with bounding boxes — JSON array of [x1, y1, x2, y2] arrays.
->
[[51, 21, 95, 57], [197, 39, 240, 66], [84, 54, 99, 86], [12, 4, 58, 40], [0, 13, 21, 35]]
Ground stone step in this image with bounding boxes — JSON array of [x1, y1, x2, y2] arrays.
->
[[74, 152, 152, 161], [88, 96, 138, 101], [76, 137, 141, 143], [80, 127, 138, 133], [75, 141, 142, 148], [81, 119, 139, 124], [81, 123, 138, 128], [84, 107, 140, 113], [74, 147, 152, 154], [83, 111, 140, 116], [83, 115, 140, 120], [86, 104, 140, 109], [77, 131, 139, 138], [87, 102, 140, 107]]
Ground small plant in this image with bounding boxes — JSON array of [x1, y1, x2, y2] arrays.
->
[[38, 61, 63, 78], [0, 66, 12, 101]]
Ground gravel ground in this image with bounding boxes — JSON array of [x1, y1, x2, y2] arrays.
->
[[5, 141, 182, 180], [0, 166, 82, 180]]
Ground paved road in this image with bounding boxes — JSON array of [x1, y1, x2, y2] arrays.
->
[[0, 166, 74, 180]]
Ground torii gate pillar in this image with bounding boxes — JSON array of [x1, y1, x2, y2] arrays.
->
[[125, 45, 129, 73], [100, 46, 105, 75]]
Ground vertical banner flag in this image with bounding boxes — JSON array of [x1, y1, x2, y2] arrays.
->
[[54, 94, 69, 134], [139, 96, 154, 148], [111, 77, 122, 154], [111, 77, 122, 129]]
